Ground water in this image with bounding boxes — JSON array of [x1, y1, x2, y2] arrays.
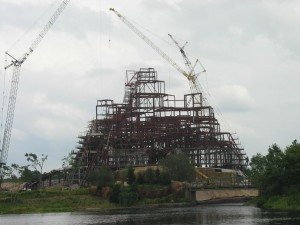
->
[[0, 203, 300, 225]]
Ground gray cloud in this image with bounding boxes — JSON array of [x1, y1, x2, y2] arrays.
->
[[0, 0, 299, 171]]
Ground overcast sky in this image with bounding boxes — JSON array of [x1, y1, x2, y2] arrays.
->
[[0, 0, 299, 172]]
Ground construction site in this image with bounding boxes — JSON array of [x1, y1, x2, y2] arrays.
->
[[0, 3, 249, 189], [66, 8, 249, 186], [69, 68, 248, 186]]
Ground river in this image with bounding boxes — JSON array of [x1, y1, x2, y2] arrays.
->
[[0, 203, 300, 225]]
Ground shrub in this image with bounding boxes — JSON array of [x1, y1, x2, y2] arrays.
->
[[159, 171, 171, 185], [161, 154, 196, 182], [137, 173, 145, 184], [144, 168, 155, 184], [87, 167, 114, 190], [118, 191, 138, 206], [109, 184, 121, 203], [127, 165, 136, 185]]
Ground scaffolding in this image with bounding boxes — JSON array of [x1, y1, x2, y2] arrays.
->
[[69, 68, 248, 186]]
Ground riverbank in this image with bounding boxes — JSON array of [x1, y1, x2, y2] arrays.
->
[[248, 194, 300, 211], [0, 188, 189, 214], [6, 188, 299, 215], [0, 189, 116, 214]]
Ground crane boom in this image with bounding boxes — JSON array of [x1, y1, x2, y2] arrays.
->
[[109, 8, 188, 79], [168, 33, 207, 104], [0, 0, 71, 182], [110, 8, 206, 105]]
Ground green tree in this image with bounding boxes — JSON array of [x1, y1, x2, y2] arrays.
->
[[249, 140, 300, 198], [159, 170, 171, 185], [127, 165, 135, 185], [161, 154, 195, 182], [25, 153, 48, 188], [20, 166, 40, 183], [61, 152, 74, 170], [109, 183, 121, 203], [1, 163, 21, 181], [264, 144, 285, 196], [136, 172, 145, 184], [144, 168, 155, 184], [248, 153, 267, 188], [87, 166, 114, 190], [283, 140, 300, 192], [155, 168, 160, 184]]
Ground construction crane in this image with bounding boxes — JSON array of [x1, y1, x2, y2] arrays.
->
[[167, 34, 206, 101], [0, 0, 71, 184], [109, 8, 206, 105]]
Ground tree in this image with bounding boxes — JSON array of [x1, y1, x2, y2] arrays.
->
[[25, 153, 48, 188], [61, 152, 74, 170], [1, 163, 24, 181], [248, 140, 300, 199], [127, 165, 135, 185], [159, 170, 171, 185], [144, 168, 155, 184], [283, 140, 300, 192], [161, 154, 195, 182], [87, 166, 114, 190], [20, 166, 40, 183], [155, 168, 160, 184], [248, 153, 267, 188]]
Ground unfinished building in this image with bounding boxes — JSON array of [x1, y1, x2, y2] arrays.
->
[[69, 68, 248, 185]]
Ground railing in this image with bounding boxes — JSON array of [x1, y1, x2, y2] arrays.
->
[[188, 177, 255, 189]]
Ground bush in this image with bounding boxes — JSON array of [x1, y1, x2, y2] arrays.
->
[[144, 168, 155, 184], [109, 184, 121, 203], [127, 165, 135, 185], [159, 171, 171, 185], [161, 154, 196, 182], [137, 173, 145, 184], [87, 167, 114, 190], [118, 191, 139, 206]]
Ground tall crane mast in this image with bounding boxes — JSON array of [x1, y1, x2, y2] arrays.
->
[[109, 8, 206, 105], [0, 0, 71, 183]]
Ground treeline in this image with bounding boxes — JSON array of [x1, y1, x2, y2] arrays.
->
[[248, 140, 300, 209], [2, 153, 48, 185]]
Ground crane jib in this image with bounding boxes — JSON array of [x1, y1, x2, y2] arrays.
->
[[0, 0, 71, 183]]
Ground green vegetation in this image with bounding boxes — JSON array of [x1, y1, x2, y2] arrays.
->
[[160, 153, 196, 182], [109, 165, 175, 207], [0, 188, 117, 214], [248, 140, 300, 210], [25, 153, 48, 188], [87, 166, 114, 190], [0, 153, 193, 213], [2, 153, 48, 186]]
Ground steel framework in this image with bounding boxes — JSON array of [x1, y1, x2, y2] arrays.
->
[[69, 68, 248, 186]]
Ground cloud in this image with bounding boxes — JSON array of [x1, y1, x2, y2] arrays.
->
[[211, 85, 257, 112], [32, 117, 76, 139], [1, 0, 300, 171]]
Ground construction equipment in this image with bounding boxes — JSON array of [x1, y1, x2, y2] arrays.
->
[[0, 0, 71, 185], [168, 34, 206, 104], [109, 8, 206, 105]]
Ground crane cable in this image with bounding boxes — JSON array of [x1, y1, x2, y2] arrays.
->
[[1, 0, 60, 146], [0, 54, 8, 147], [7, 0, 61, 53]]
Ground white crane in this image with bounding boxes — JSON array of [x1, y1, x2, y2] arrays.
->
[[0, 0, 71, 184], [110, 8, 206, 105]]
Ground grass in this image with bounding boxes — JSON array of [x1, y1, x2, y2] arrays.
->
[[249, 193, 300, 211], [0, 189, 117, 214], [0, 183, 187, 214]]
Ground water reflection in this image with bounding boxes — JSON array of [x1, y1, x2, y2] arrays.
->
[[0, 203, 300, 225]]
